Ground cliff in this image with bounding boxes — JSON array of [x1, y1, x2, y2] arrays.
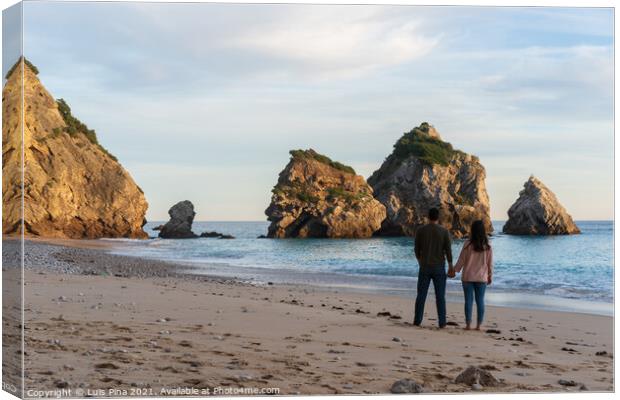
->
[[2, 58, 148, 238], [368, 123, 492, 238], [503, 176, 580, 235], [265, 149, 386, 238]]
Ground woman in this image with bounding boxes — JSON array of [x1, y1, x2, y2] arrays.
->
[[454, 220, 493, 330]]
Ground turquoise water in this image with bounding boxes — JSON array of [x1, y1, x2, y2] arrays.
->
[[107, 221, 613, 314]]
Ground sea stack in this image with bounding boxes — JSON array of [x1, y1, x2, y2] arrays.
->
[[158, 200, 198, 238], [2, 58, 148, 238], [368, 122, 492, 238], [265, 149, 386, 238], [503, 176, 580, 235]]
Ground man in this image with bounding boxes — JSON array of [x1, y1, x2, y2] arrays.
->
[[413, 207, 454, 328]]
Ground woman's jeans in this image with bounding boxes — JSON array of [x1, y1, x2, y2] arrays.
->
[[414, 265, 447, 327], [462, 281, 487, 325]]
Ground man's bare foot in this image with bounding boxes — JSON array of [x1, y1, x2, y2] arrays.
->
[[464, 325, 471, 330], [475, 325, 481, 330]]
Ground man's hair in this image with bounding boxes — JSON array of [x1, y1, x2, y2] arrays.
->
[[428, 207, 439, 221]]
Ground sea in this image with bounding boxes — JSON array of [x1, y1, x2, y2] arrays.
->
[[105, 221, 614, 316]]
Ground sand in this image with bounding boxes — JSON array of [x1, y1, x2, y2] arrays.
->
[[2, 239, 614, 396]]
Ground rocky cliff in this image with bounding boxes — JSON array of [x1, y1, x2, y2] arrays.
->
[[503, 176, 580, 235], [368, 123, 492, 238], [2, 58, 148, 238], [265, 149, 386, 238]]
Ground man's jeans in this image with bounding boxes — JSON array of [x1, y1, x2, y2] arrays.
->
[[414, 264, 447, 327], [462, 282, 487, 325]]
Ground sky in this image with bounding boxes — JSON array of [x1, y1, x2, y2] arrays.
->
[[6, 2, 614, 221]]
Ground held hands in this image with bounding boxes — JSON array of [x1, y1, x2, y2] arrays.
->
[[447, 264, 456, 278]]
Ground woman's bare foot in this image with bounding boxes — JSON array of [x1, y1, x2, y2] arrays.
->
[[475, 325, 481, 331], [464, 324, 471, 330]]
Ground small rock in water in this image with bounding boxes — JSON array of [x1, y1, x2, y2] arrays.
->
[[486, 329, 501, 334], [471, 383, 483, 391], [446, 321, 459, 326], [503, 176, 580, 235], [158, 201, 199, 238], [390, 379, 424, 394], [558, 379, 578, 387], [595, 351, 608, 356], [392, 337, 402, 342]]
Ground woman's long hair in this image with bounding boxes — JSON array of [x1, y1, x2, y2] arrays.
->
[[468, 220, 490, 252]]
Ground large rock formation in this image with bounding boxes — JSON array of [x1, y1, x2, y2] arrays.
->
[[265, 149, 386, 238], [503, 176, 580, 235], [368, 123, 492, 238], [158, 200, 198, 238], [2, 58, 148, 238]]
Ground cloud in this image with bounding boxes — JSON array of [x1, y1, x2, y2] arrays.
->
[[125, 5, 440, 81], [227, 10, 439, 79]]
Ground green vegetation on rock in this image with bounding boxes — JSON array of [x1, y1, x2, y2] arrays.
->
[[272, 181, 319, 204], [289, 149, 356, 175], [326, 187, 369, 203], [55, 98, 117, 161], [392, 122, 464, 166], [5, 57, 39, 79], [295, 191, 320, 203], [56, 99, 97, 142]]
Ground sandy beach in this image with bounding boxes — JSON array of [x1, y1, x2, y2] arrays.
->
[[3, 238, 614, 396]]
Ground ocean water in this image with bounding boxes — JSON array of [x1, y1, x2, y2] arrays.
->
[[106, 221, 614, 315]]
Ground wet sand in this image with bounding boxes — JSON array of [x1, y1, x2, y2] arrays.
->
[[3, 239, 614, 395]]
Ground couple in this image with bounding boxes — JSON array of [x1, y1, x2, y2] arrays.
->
[[413, 207, 493, 330]]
